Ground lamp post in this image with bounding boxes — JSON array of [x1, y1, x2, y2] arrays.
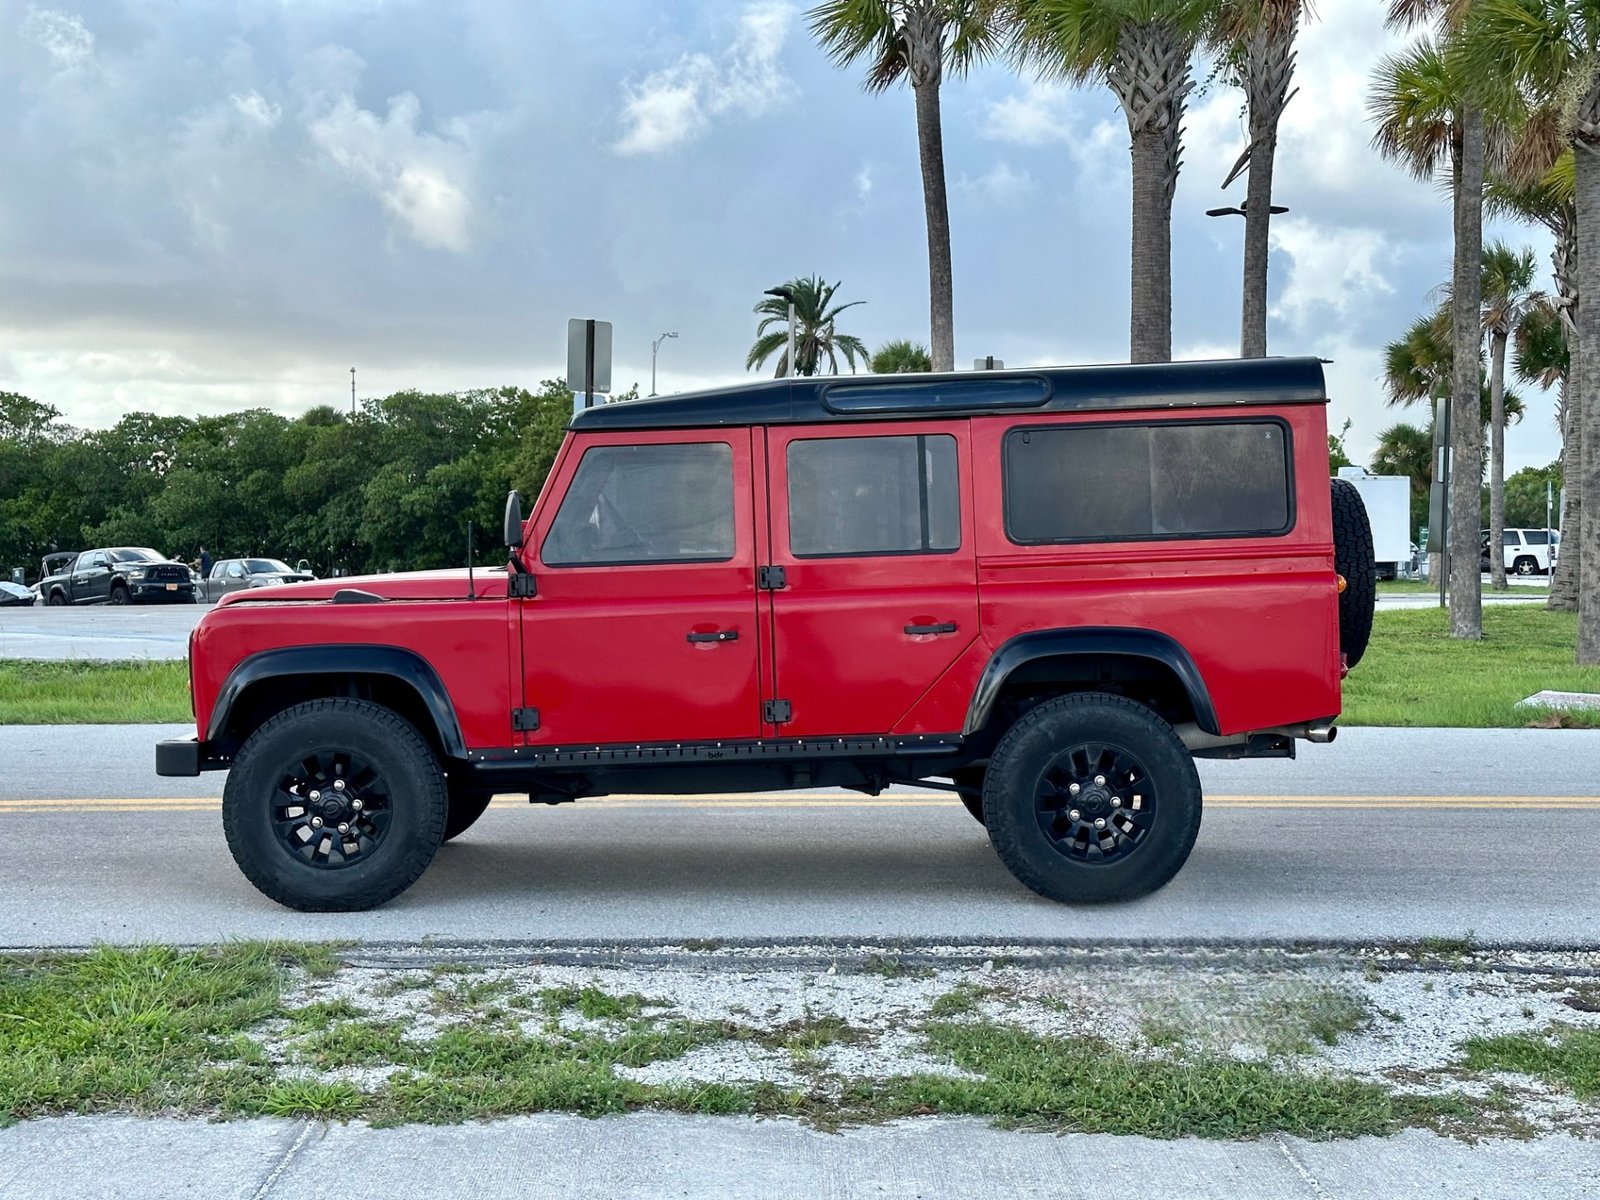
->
[[764, 286, 797, 378], [650, 331, 678, 396], [349, 367, 356, 417], [1206, 201, 1289, 359]]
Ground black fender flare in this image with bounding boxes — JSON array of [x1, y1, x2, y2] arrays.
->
[[963, 628, 1219, 737], [206, 644, 467, 758]]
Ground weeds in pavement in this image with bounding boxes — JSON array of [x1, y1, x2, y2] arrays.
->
[[1462, 1027, 1600, 1100]]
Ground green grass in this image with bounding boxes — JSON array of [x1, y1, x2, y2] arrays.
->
[[0, 660, 190, 724], [1341, 607, 1600, 727], [1462, 1026, 1600, 1100], [1257, 988, 1370, 1057], [1377, 579, 1548, 596]]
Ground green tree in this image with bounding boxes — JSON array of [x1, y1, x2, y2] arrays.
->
[[1504, 461, 1563, 529], [748, 276, 870, 377], [871, 338, 934, 372], [1479, 241, 1544, 588], [809, 1, 999, 372], [1373, 420, 1435, 541], [1328, 418, 1355, 474], [1008, 0, 1216, 363], [1207, 0, 1304, 357]]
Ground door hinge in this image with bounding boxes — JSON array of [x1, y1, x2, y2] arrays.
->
[[763, 699, 792, 725], [757, 565, 787, 590], [508, 570, 538, 598], [511, 707, 541, 732]]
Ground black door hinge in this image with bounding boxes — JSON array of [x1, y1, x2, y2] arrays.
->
[[763, 699, 792, 724], [508, 571, 538, 598], [512, 707, 540, 732], [757, 565, 787, 590]]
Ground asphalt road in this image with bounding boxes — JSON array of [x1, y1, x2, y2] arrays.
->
[[1, 724, 1596, 948]]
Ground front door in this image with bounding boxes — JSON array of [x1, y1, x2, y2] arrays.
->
[[519, 429, 764, 746], [763, 423, 978, 738]]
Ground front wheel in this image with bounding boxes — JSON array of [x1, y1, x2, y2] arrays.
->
[[109, 583, 130, 605], [982, 692, 1201, 904], [221, 698, 448, 911], [1513, 557, 1538, 577]]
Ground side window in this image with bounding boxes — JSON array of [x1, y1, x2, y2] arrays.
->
[[1525, 530, 1549, 545], [1004, 421, 1292, 543], [787, 434, 960, 557], [1502, 531, 1520, 547], [86, 553, 108, 569], [543, 442, 735, 566], [226, 562, 245, 578]]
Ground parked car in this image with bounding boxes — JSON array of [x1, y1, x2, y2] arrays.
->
[[1479, 528, 1560, 576], [40, 547, 197, 605], [0, 580, 33, 607], [158, 356, 1373, 913], [198, 558, 317, 602]]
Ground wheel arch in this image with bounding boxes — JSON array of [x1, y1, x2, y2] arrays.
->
[[207, 645, 467, 761], [963, 628, 1219, 740]]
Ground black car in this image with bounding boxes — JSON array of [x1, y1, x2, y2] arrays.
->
[[40, 547, 197, 606]]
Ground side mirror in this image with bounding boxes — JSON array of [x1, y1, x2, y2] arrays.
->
[[504, 490, 524, 549]]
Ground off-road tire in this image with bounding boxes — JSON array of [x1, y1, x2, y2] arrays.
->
[[983, 692, 1202, 903], [952, 767, 987, 825], [443, 784, 494, 842], [222, 698, 447, 911], [1330, 478, 1375, 668]]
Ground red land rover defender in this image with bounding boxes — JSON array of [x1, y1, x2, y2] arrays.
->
[[157, 357, 1374, 912]]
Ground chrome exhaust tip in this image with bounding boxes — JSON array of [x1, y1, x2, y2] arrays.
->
[[1305, 721, 1337, 744]]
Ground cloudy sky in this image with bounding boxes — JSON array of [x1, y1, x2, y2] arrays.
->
[[0, 0, 1564, 472]]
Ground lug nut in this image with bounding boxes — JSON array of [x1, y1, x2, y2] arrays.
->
[[1094, 775, 1106, 786], [1094, 817, 1107, 829], [333, 779, 346, 792], [337, 823, 350, 835], [1111, 797, 1122, 808], [310, 816, 323, 828], [1068, 809, 1081, 822], [309, 790, 322, 802], [351, 798, 363, 811], [1068, 782, 1081, 796]]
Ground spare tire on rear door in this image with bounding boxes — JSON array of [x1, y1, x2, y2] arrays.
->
[[1330, 478, 1375, 668]]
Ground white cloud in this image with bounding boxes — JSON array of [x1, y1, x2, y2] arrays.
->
[[614, 2, 796, 155], [231, 90, 281, 129], [1269, 218, 1395, 330], [309, 91, 475, 253], [983, 81, 1075, 145], [854, 162, 873, 203], [22, 6, 94, 69], [956, 161, 1034, 207]]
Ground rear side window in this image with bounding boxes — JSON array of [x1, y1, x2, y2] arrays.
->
[[787, 434, 959, 557], [1524, 530, 1550, 545], [543, 442, 735, 566], [1004, 421, 1292, 544]]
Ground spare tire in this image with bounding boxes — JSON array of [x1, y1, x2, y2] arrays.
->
[[1330, 478, 1376, 668]]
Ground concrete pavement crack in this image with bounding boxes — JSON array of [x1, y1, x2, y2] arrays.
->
[[251, 1120, 317, 1200], [1273, 1135, 1332, 1198]]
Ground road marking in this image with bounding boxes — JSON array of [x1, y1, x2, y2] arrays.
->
[[0, 793, 1597, 814]]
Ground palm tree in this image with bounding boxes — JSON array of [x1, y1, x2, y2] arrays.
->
[[1207, 0, 1304, 357], [1369, 26, 1487, 638], [1460, 1, 1600, 662], [871, 339, 934, 372], [810, 2, 999, 372], [1383, 306, 1455, 585], [1479, 241, 1544, 588], [1488, 152, 1582, 612], [747, 276, 870, 377], [1007, 0, 1215, 363]]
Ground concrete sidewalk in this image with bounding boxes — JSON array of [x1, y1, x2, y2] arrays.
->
[[1, 1115, 1594, 1200]]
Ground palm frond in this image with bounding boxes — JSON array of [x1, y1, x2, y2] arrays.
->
[[1368, 39, 1459, 182]]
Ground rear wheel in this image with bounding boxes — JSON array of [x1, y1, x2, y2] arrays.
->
[[47, 591, 66, 606], [982, 692, 1201, 904], [221, 698, 447, 911], [1514, 556, 1538, 577]]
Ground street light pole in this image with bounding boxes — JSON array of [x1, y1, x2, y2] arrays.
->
[[764, 287, 798, 377], [1205, 200, 1289, 358], [350, 367, 356, 417], [650, 331, 679, 397]]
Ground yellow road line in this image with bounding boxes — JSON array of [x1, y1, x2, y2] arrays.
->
[[0, 793, 1597, 814]]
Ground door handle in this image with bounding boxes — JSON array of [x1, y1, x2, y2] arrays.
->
[[687, 630, 739, 643], [904, 622, 958, 636]]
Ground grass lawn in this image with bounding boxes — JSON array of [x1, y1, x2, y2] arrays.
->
[[1377, 579, 1548, 596], [1341, 606, 1600, 728], [0, 660, 190, 724]]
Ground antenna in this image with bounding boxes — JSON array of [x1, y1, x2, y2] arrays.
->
[[466, 521, 476, 600]]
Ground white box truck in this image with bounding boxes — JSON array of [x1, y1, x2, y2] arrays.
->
[[1335, 467, 1413, 580]]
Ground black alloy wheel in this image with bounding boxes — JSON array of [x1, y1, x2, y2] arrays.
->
[[982, 692, 1202, 903], [271, 749, 393, 870]]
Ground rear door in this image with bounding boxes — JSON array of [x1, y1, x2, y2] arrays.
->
[[762, 423, 977, 738], [520, 429, 764, 746], [72, 552, 111, 604]]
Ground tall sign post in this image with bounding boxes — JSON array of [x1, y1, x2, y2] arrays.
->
[[566, 319, 613, 417], [1425, 393, 1453, 609]]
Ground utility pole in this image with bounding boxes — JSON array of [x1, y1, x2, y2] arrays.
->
[[764, 287, 798, 377], [350, 367, 356, 417], [1205, 200, 1289, 357]]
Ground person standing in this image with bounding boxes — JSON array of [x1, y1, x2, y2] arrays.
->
[[199, 546, 212, 576]]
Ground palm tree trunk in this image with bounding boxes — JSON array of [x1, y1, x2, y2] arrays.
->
[[1130, 125, 1173, 363], [1576, 140, 1600, 664], [1489, 328, 1508, 590], [1240, 132, 1276, 359], [1449, 107, 1484, 640], [1549, 366, 1581, 611], [912, 77, 955, 373]]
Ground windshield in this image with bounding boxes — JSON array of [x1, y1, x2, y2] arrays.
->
[[244, 559, 293, 574], [110, 548, 164, 563]]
